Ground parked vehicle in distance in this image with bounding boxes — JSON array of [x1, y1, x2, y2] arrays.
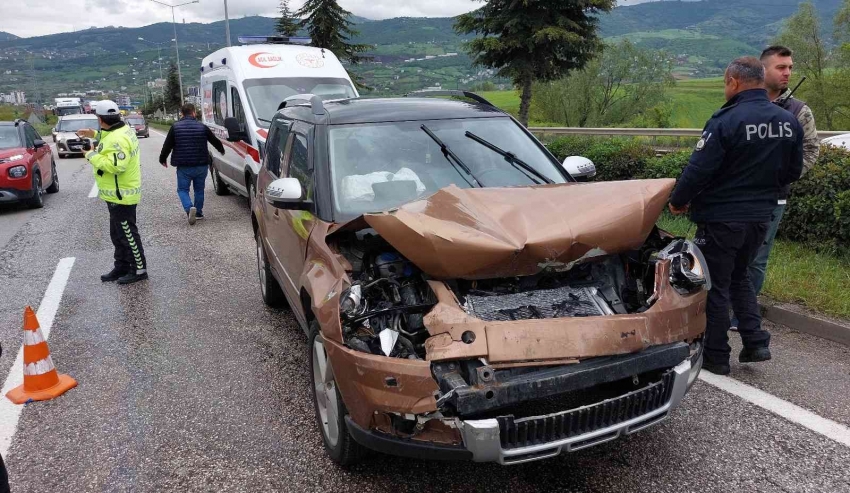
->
[[250, 92, 708, 466], [54, 97, 84, 116], [0, 120, 58, 208], [54, 114, 100, 158], [200, 35, 358, 208], [125, 115, 150, 138]]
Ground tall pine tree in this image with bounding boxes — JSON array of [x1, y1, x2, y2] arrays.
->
[[276, 0, 299, 37], [165, 61, 182, 112], [296, 0, 370, 65], [456, 0, 615, 126]]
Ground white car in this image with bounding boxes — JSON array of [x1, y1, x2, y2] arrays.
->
[[54, 114, 100, 158], [822, 133, 850, 150]]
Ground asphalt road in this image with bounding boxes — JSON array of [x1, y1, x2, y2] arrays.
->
[[0, 131, 849, 492]]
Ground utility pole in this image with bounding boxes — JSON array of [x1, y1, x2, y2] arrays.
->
[[149, 0, 198, 107], [224, 0, 232, 47]]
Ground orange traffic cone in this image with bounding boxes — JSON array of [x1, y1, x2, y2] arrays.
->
[[5, 306, 77, 404]]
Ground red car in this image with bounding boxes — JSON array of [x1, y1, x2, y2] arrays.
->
[[0, 120, 58, 208]]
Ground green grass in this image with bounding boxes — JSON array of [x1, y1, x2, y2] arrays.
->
[[479, 77, 727, 129], [657, 212, 850, 319], [608, 29, 720, 42]]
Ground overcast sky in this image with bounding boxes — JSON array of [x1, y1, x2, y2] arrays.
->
[[0, 0, 654, 39], [0, 0, 483, 38]]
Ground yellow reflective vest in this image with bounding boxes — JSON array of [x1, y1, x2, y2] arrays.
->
[[84, 123, 142, 205]]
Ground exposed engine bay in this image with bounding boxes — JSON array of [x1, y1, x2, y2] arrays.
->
[[333, 227, 707, 361]]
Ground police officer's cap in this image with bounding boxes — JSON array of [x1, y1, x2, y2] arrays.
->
[[95, 100, 121, 116]]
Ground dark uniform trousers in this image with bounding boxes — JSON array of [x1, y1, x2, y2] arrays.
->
[[696, 222, 771, 364], [107, 202, 147, 274]]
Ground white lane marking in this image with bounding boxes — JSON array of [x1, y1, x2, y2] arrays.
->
[[699, 372, 850, 448], [88, 183, 98, 198], [0, 257, 76, 457], [149, 128, 167, 138]]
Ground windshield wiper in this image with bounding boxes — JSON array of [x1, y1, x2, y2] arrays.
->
[[464, 131, 554, 185], [421, 124, 481, 188], [257, 117, 272, 124]]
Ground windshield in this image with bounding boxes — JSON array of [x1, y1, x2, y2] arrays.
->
[[57, 118, 99, 132], [328, 117, 566, 220], [244, 77, 356, 126], [0, 127, 21, 150], [55, 107, 82, 116], [126, 118, 145, 125]]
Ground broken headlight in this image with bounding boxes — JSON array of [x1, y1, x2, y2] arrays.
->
[[340, 284, 364, 318], [658, 239, 711, 295]]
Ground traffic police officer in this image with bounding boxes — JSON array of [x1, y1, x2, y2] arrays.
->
[[669, 57, 804, 375], [77, 100, 148, 284]]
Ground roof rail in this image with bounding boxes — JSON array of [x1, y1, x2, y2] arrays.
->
[[280, 94, 325, 115], [403, 90, 496, 108], [237, 35, 312, 46]]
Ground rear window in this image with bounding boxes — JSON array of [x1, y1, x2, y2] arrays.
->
[[126, 118, 145, 125], [0, 127, 21, 150]]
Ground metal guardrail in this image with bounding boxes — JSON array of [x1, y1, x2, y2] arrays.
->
[[528, 127, 848, 140]]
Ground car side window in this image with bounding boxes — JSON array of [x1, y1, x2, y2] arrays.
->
[[22, 126, 36, 147], [265, 120, 292, 177], [28, 125, 42, 140], [287, 134, 312, 199], [212, 80, 227, 125], [231, 87, 249, 143]]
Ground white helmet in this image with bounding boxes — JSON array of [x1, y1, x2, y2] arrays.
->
[[95, 100, 120, 116]]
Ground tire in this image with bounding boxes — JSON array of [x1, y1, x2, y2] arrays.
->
[[46, 160, 59, 194], [255, 228, 286, 308], [211, 164, 229, 196], [309, 321, 368, 466], [246, 179, 254, 211], [26, 173, 44, 209]]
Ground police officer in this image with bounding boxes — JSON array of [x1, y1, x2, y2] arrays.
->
[[77, 101, 148, 284], [669, 57, 804, 375]]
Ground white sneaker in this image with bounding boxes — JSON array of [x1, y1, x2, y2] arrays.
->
[[188, 207, 197, 225]]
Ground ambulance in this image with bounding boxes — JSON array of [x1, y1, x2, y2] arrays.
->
[[200, 36, 358, 202]]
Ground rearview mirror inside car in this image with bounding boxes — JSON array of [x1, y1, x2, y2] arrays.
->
[[224, 117, 247, 143], [266, 177, 311, 210]]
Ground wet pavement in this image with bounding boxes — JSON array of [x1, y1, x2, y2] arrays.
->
[[0, 132, 849, 492]]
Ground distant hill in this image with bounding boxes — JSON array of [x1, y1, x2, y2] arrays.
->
[[0, 32, 19, 42]]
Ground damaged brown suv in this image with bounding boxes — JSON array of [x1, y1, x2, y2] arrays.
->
[[251, 92, 709, 466]]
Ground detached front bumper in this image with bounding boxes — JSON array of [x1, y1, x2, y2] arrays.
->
[[344, 352, 702, 465]]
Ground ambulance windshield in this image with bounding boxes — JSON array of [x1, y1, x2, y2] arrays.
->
[[244, 77, 356, 126]]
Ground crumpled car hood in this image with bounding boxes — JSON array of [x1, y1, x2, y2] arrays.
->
[[350, 179, 675, 280]]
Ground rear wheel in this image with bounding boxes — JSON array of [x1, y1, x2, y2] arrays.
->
[[26, 173, 44, 209], [46, 160, 59, 194], [211, 164, 229, 196], [255, 228, 286, 308], [309, 321, 368, 466]]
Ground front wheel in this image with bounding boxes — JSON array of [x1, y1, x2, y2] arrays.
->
[[309, 321, 368, 466], [26, 173, 44, 209], [255, 228, 286, 308]]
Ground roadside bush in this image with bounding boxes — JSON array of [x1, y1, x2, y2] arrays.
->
[[545, 135, 850, 248], [782, 145, 850, 249], [547, 136, 656, 181]]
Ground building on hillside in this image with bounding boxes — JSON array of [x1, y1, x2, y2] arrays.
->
[[116, 94, 131, 107]]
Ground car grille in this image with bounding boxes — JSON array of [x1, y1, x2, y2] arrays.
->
[[466, 285, 610, 321], [497, 370, 674, 449]]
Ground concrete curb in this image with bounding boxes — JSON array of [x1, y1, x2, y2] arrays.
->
[[760, 302, 850, 347]]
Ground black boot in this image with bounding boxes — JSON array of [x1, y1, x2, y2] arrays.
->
[[739, 347, 772, 363], [117, 270, 149, 285], [702, 360, 731, 376], [101, 267, 128, 282]]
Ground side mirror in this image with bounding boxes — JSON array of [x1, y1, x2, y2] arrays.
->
[[33, 139, 46, 149], [562, 156, 596, 181], [224, 117, 248, 143], [266, 177, 312, 210]]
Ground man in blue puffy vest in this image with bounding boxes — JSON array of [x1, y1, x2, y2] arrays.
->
[[159, 103, 225, 224]]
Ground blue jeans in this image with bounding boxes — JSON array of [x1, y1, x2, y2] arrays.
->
[[731, 202, 786, 327], [176, 166, 208, 214]]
